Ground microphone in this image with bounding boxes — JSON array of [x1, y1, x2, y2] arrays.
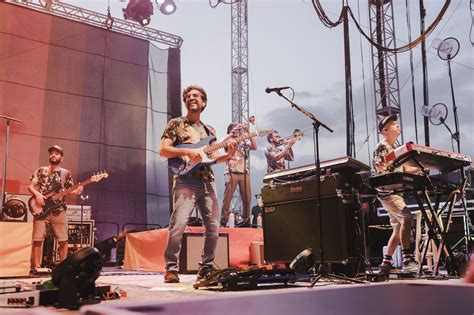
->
[[265, 86, 290, 94]]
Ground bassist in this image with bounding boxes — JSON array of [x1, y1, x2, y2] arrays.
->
[[28, 145, 83, 272]]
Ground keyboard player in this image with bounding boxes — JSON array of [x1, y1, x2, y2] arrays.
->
[[373, 114, 420, 273]]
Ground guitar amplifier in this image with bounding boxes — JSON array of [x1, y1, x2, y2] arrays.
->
[[179, 232, 229, 273], [261, 174, 341, 204]]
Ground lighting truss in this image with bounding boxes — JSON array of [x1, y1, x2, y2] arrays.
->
[[4, 0, 183, 48]]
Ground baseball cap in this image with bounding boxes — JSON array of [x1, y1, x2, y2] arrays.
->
[[378, 114, 398, 132], [48, 145, 64, 155]]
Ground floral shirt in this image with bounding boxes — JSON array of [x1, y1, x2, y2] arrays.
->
[[372, 140, 402, 175], [225, 140, 250, 174], [161, 116, 216, 181], [265, 145, 293, 173], [30, 166, 74, 195]]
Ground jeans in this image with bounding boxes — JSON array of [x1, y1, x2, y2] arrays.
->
[[164, 176, 219, 271]]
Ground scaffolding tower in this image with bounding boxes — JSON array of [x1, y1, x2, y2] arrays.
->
[[230, 0, 249, 216], [368, 0, 403, 142]]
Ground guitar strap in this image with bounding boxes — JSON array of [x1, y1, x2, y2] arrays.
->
[[58, 168, 67, 211], [59, 168, 66, 189], [202, 124, 211, 137]]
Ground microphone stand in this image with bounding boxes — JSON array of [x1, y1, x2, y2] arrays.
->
[[0, 114, 22, 209], [79, 195, 89, 248], [438, 117, 457, 153], [271, 91, 363, 285]]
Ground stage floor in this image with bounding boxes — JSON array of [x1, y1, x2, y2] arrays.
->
[[3, 267, 474, 314]]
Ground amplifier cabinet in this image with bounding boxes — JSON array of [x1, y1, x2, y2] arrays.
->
[[263, 195, 359, 264], [179, 232, 229, 273], [52, 220, 95, 262]]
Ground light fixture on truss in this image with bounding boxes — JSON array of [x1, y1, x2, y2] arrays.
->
[[123, 0, 154, 26]]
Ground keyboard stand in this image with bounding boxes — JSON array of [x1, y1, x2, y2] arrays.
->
[[406, 157, 463, 276], [412, 178, 466, 276]]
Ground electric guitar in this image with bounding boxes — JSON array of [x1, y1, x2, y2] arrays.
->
[[168, 129, 272, 176], [28, 171, 108, 219]]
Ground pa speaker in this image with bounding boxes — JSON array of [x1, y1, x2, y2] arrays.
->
[[263, 195, 359, 263], [179, 232, 229, 273]]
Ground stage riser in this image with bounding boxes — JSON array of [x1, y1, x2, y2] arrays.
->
[[80, 283, 474, 314]]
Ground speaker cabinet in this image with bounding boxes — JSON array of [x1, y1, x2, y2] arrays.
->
[[179, 232, 229, 273], [263, 195, 359, 263]]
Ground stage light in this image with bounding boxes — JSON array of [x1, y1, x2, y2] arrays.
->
[[52, 247, 102, 310], [159, 0, 177, 15], [122, 0, 154, 26]]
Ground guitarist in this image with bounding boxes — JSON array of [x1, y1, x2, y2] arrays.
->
[[159, 85, 237, 283], [220, 121, 257, 227], [28, 145, 83, 272]]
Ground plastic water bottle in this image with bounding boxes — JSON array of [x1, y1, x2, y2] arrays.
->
[[256, 213, 263, 228], [228, 213, 235, 228]]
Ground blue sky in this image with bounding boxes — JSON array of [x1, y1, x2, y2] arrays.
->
[[67, 0, 473, 208]]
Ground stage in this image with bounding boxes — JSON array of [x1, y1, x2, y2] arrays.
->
[[4, 267, 474, 314]]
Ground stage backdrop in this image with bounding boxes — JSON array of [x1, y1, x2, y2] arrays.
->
[[0, 3, 181, 240]]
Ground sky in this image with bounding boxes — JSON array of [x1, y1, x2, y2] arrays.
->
[[65, 0, 473, 210]]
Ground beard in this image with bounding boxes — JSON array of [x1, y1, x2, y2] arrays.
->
[[49, 157, 61, 165]]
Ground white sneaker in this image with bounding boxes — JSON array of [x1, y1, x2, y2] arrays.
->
[[402, 258, 418, 273]]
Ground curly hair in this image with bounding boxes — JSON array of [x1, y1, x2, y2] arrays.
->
[[182, 85, 208, 112]]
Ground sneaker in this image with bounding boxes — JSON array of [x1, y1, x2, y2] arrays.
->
[[196, 265, 217, 281], [402, 258, 419, 273], [164, 270, 180, 283], [235, 218, 251, 228], [379, 263, 394, 273]]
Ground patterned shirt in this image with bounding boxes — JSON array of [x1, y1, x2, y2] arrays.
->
[[161, 116, 216, 181], [372, 140, 403, 175], [30, 166, 74, 195], [265, 145, 293, 173], [225, 140, 250, 174]]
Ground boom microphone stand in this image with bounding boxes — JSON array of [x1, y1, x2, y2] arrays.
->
[[270, 90, 363, 285]]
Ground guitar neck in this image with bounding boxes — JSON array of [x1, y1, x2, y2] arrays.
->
[[204, 131, 259, 154], [52, 178, 93, 201]]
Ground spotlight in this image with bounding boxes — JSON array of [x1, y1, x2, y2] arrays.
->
[[122, 0, 154, 26], [52, 247, 102, 310], [159, 0, 177, 15], [1, 198, 27, 221]]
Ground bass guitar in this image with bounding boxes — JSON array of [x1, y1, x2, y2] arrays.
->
[[28, 171, 108, 219], [168, 129, 272, 176]]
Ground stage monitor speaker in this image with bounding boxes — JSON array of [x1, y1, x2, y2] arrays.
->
[[263, 195, 359, 264], [179, 232, 229, 273]]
